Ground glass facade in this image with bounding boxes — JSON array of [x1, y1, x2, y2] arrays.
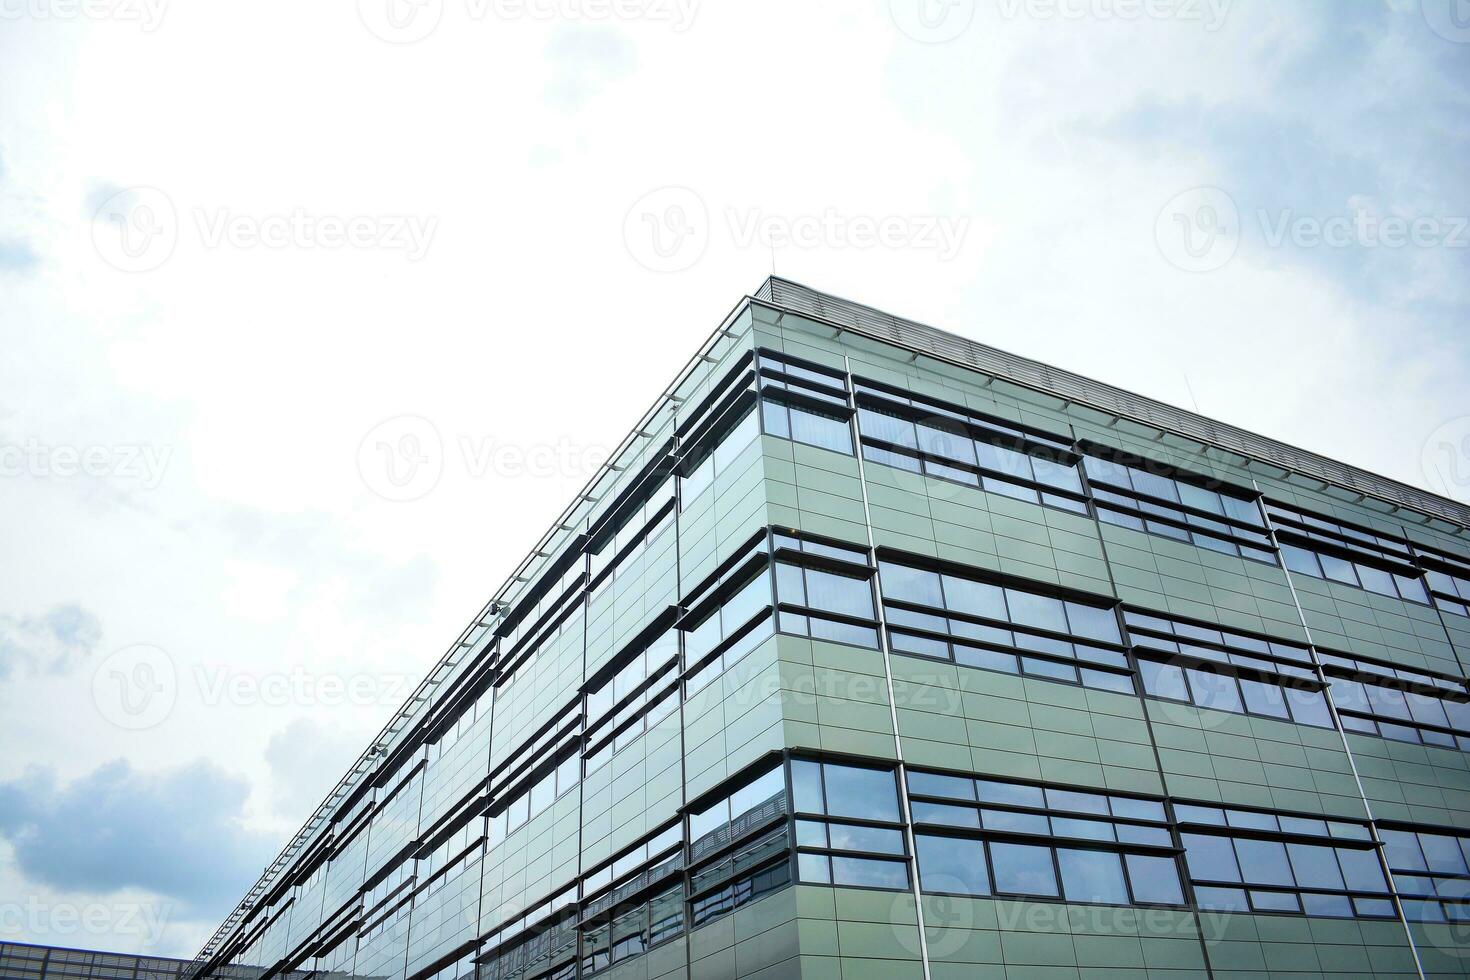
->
[[187, 281, 1470, 980]]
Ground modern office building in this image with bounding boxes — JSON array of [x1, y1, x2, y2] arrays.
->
[[186, 279, 1470, 980]]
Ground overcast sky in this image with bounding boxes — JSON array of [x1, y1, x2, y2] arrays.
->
[[1, 0, 1467, 960]]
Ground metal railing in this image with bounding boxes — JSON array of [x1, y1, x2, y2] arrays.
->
[[755, 276, 1470, 531]]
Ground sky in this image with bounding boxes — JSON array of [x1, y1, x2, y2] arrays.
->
[[0, 0, 1467, 960]]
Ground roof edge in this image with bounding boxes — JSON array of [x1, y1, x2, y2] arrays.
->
[[755, 275, 1470, 531]]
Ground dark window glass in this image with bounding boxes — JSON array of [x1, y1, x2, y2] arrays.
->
[[909, 771, 975, 800], [1249, 890, 1300, 912], [990, 842, 1059, 897], [977, 441, 1034, 481], [831, 856, 908, 889], [1186, 668, 1243, 714], [1182, 834, 1241, 882], [791, 761, 823, 814], [1301, 892, 1353, 917], [941, 575, 1007, 621], [881, 563, 943, 607], [1057, 848, 1129, 904], [1139, 660, 1189, 701], [982, 809, 1050, 835], [730, 766, 785, 824], [1420, 834, 1469, 875], [1335, 847, 1388, 892], [797, 852, 830, 884], [917, 421, 977, 465], [1125, 854, 1185, 905], [975, 780, 1044, 808], [1283, 686, 1334, 728], [1357, 564, 1398, 596], [1005, 590, 1067, 633], [826, 823, 904, 855], [1286, 843, 1345, 890], [789, 404, 854, 455], [1239, 677, 1290, 719], [1031, 457, 1083, 494], [1319, 554, 1360, 586], [775, 563, 806, 605], [804, 568, 874, 619], [1195, 886, 1249, 912], [916, 834, 990, 896], [1064, 602, 1120, 644], [911, 801, 980, 828], [1280, 544, 1322, 577], [1232, 838, 1293, 886], [858, 407, 917, 449], [1130, 468, 1178, 503], [822, 765, 899, 822]]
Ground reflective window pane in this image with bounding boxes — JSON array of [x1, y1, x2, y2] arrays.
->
[[990, 842, 1059, 897]]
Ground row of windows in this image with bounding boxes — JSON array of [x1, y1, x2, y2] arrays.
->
[[1137, 658, 1334, 728], [1418, 543, 1470, 619], [1081, 454, 1274, 562], [905, 768, 1183, 905], [1382, 827, 1470, 921], [1174, 803, 1393, 919], [878, 558, 1135, 692], [760, 397, 855, 455], [789, 758, 910, 891], [1279, 541, 1431, 603], [1331, 673, 1470, 750], [915, 835, 1183, 906], [1266, 501, 1417, 567], [1123, 610, 1315, 674], [855, 400, 1088, 515]]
